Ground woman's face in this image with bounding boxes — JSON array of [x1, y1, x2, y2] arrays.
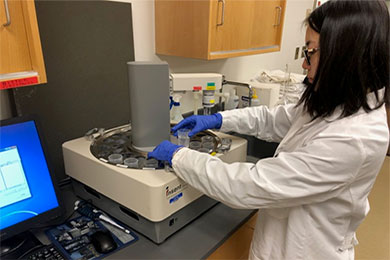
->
[[302, 26, 320, 84]]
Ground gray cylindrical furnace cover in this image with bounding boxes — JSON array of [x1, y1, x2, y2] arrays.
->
[[127, 61, 170, 152]]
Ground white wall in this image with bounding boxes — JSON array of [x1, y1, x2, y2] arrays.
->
[[0, 0, 313, 120]]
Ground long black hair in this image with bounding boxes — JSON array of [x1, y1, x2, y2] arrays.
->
[[298, 0, 390, 119]]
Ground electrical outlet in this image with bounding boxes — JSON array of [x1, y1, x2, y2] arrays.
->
[[294, 46, 300, 60]]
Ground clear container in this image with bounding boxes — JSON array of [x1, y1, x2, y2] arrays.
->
[[202, 141, 214, 151], [221, 138, 232, 147], [225, 89, 239, 110], [137, 157, 146, 168], [144, 158, 159, 168], [201, 135, 213, 143], [198, 148, 211, 153], [124, 157, 139, 168], [108, 153, 123, 164], [189, 141, 201, 150], [177, 128, 191, 147], [219, 138, 232, 152]]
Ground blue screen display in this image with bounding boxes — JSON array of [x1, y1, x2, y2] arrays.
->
[[0, 120, 59, 230]]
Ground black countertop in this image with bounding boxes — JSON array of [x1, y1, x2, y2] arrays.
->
[[107, 203, 256, 259], [37, 184, 256, 259]]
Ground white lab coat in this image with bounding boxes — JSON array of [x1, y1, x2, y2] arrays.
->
[[172, 90, 389, 260]]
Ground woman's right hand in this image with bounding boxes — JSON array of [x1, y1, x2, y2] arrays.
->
[[171, 113, 222, 137]]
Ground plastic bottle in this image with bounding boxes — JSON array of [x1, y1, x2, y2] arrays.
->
[[170, 94, 184, 123], [251, 88, 261, 107], [225, 89, 239, 110]]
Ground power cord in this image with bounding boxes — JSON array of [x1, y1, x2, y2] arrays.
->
[[17, 244, 45, 259], [27, 199, 93, 232]]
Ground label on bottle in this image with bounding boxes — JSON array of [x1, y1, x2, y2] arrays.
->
[[241, 96, 250, 107], [203, 95, 215, 107]]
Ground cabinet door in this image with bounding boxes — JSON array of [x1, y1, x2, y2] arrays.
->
[[251, 0, 285, 48], [155, 0, 211, 59], [0, 0, 32, 74], [0, 0, 46, 88], [209, 0, 285, 59]]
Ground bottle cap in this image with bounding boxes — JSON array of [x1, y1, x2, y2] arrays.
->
[[252, 88, 258, 99]]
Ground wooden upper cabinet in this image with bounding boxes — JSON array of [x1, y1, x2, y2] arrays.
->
[[155, 0, 286, 60], [0, 0, 47, 88]]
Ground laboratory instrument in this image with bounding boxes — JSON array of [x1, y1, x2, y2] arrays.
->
[[170, 73, 226, 115], [63, 63, 248, 244], [170, 73, 259, 113], [63, 125, 247, 244]]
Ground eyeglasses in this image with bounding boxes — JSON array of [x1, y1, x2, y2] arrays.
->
[[303, 47, 320, 66]]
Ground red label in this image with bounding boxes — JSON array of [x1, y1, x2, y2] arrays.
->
[[0, 76, 39, 90], [193, 86, 202, 91]]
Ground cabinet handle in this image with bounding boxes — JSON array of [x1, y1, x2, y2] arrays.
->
[[217, 0, 225, 26], [3, 0, 11, 26], [273, 6, 282, 27]]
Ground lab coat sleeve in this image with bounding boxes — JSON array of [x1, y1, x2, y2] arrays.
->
[[172, 129, 366, 209], [219, 104, 299, 143]]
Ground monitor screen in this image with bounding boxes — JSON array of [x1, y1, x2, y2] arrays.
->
[[0, 115, 62, 241]]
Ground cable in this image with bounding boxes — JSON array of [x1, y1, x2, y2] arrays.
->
[[17, 244, 45, 259], [28, 201, 81, 231]]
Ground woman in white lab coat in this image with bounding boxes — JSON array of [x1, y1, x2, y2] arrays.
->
[[149, 0, 390, 259]]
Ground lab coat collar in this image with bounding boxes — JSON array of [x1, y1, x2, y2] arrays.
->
[[324, 87, 385, 122]]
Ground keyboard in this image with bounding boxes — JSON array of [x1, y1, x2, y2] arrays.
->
[[25, 244, 66, 260]]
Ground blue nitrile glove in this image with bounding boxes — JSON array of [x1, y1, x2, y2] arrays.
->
[[147, 140, 183, 165], [171, 113, 222, 137]]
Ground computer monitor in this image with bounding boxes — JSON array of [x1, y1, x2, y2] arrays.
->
[[0, 115, 63, 257]]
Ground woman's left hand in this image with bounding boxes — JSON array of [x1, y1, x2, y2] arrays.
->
[[147, 140, 183, 165]]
